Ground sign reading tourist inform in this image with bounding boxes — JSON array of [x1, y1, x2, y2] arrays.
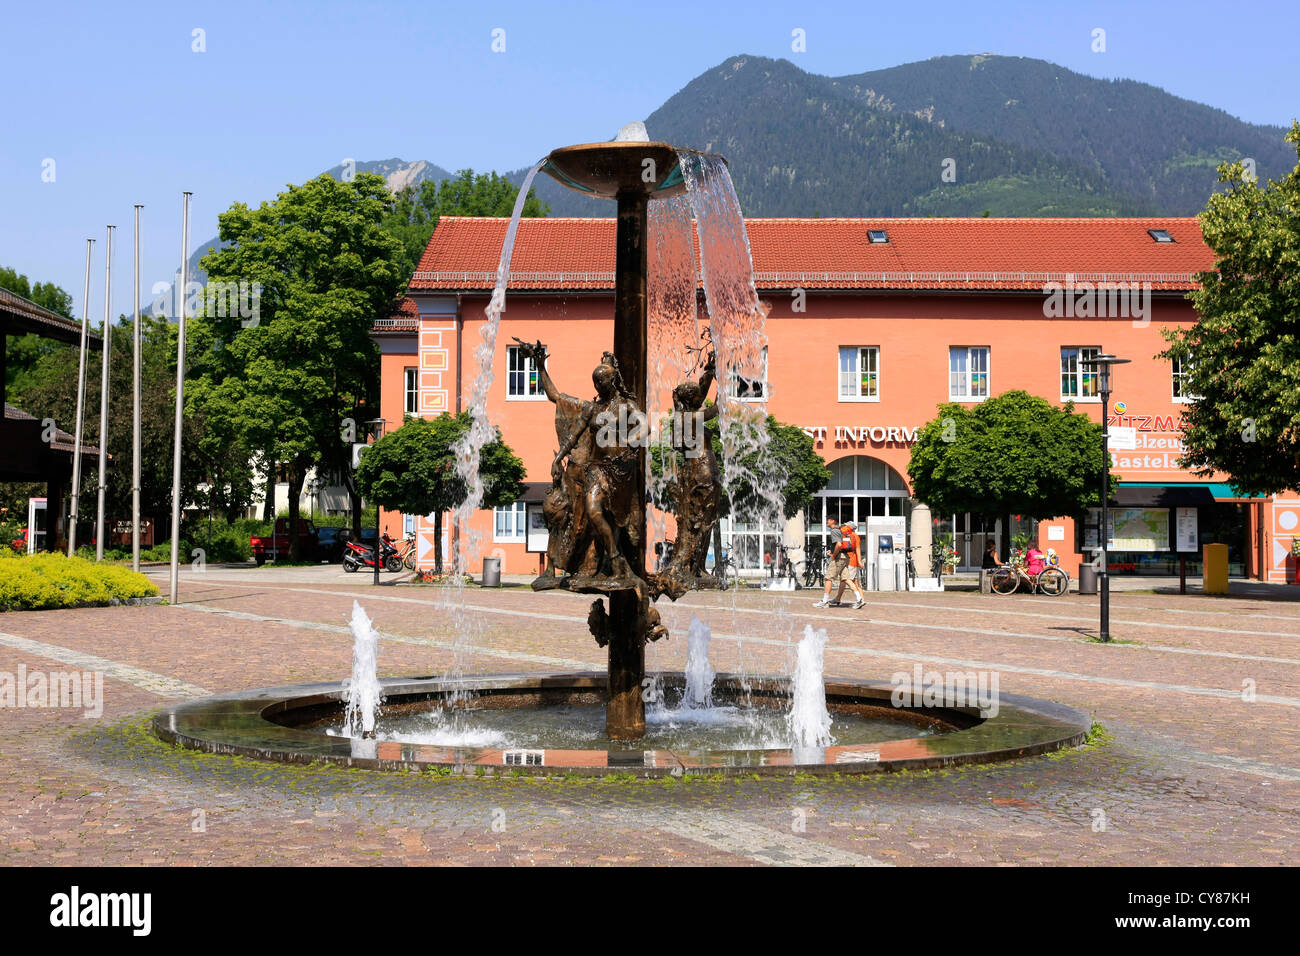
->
[[801, 425, 919, 445]]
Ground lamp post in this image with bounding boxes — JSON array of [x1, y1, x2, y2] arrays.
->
[[1091, 353, 1130, 643], [364, 418, 386, 585]]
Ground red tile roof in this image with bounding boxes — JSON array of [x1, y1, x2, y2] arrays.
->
[[373, 295, 419, 334], [409, 216, 1216, 293]]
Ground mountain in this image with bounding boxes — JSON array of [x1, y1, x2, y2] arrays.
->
[[510, 54, 1292, 218], [160, 54, 1293, 308]]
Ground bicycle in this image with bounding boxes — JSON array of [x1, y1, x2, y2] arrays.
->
[[989, 555, 1070, 597], [905, 545, 932, 588], [709, 549, 741, 590], [397, 532, 417, 571], [770, 544, 800, 587], [796, 549, 826, 590]]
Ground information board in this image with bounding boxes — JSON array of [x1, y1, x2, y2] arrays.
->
[[525, 502, 549, 554], [1175, 507, 1199, 553]]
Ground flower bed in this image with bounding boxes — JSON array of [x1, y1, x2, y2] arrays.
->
[[0, 552, 160, 612]]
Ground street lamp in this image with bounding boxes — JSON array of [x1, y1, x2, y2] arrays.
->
[[1090, 353, 1130, 643], [363, 419, 386, 585]]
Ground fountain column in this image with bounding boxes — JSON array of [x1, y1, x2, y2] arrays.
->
[[606, 189, 650, 740]]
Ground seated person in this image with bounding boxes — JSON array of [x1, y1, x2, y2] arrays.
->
[[1025, 546, 1047, 576], [981, 541, 1005, 570]]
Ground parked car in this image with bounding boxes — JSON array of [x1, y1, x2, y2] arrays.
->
[[316, 526, 347, 563], [250, 518, 319, 565]]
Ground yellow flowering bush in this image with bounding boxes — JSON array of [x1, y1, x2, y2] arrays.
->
[[0, 551, 159, 611]]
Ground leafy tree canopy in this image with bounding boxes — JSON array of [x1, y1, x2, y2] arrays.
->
[[908, 390, 1111, 521], [1160, 121, 1300, 496], [1, 265, 75, 396]]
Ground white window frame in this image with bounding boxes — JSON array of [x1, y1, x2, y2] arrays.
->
[[838, 346, 881, 402], [727, 346, 768, 403], [404, 367, 418, 415], [493, 501, 527, 541], [1060, 346, 1102, 403], [505, 345, 546, 401], [1172, 353, 1200, 403], [949, 346, 990, 402]]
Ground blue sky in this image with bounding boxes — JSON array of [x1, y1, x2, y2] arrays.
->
[[3, 0, 1296, 320]]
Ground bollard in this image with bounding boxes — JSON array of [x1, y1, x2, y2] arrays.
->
[[979, 569, 992, 594]]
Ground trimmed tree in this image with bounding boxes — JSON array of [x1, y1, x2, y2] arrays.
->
[[650, 412, 831, 564], [1159, 121, 1300, 495], [354, 413, 525, 573], [908, 390, 1112, 550]]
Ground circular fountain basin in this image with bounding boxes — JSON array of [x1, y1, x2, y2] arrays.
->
[[542, 142, 718, 200], [152, 673, 1091, 777]]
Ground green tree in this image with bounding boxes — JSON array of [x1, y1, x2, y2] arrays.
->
[[1, 265, 75, 397], [354, 413, 525, 572], [382, 169, 549, 279], [908, 391, 1111, 543], [188, 172, 407, 558], [1159, 121, 1300, 495]]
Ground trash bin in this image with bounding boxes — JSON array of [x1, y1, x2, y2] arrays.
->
[[482, 556, 501, 588], [1202, 543, 1229, 595], [1077, 564, 1098, 595]]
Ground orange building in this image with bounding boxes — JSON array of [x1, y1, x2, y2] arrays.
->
[[372, 216, 1296, 584]]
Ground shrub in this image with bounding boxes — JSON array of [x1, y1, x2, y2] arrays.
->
[[0, 551, 159, 612]]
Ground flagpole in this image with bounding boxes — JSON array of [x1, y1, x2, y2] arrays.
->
[[169, 192, 191, 605], [67, 238, 94, 556], [132, 205, 143, 573], [95, 225, 115, 561]]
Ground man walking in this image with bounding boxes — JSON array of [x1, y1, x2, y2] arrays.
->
[[830, 521, 867, 609], [813, 518, 865, 610]]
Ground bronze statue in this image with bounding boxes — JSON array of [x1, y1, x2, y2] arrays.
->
[[658, 352, 721, 600], [520, 341, 649, 585], [514, 339, 592, 587]]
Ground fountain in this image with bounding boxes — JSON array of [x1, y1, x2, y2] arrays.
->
[[152, 129, 1092, 775]]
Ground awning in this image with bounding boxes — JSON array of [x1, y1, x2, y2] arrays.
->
[[1116, 481, 1266, 505], [1113, 483, 1215, 507]]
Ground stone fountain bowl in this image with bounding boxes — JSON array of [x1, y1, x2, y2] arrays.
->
[[152, 673, 1091, 777], [542, 142, 720, 200]]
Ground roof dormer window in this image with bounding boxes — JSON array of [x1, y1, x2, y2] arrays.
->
[[867, 229, 889, 244], [1148, 229, 1174, 243]]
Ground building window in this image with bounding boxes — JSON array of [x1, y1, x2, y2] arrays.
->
[[494, 501, 526, 541], [1172, 353, 1200, 402], [727, 346, 767, 401], [1060, 346, 1101, 401], [949, 346, 990, 401], [506, 346, 544, 400], [404, 367, 418, 415], [838, 346, 880, 401]]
